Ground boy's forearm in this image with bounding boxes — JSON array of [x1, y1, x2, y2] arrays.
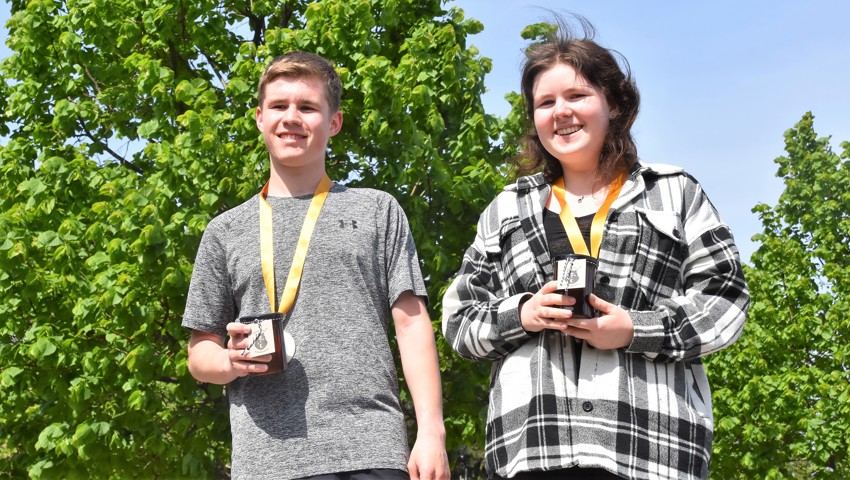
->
[[399, 330, 446, 436]]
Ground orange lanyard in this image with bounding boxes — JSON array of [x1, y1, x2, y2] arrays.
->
[[550, 172, 626, 258], [259, 174, 332, 313]]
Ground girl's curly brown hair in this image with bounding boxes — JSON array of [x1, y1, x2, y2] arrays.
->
[[514, 14, 640, 185]]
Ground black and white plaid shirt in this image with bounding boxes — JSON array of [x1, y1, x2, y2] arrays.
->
[[442, 164, 748, 479]]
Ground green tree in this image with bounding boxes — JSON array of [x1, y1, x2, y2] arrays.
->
[[707, 112, 850, 478], [0, 0, 507, 477]]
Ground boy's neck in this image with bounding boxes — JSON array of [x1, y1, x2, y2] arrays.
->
[[266, 162, 327, 197]]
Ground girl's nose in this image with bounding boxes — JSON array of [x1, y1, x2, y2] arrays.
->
[[553, 99, 572, 119]]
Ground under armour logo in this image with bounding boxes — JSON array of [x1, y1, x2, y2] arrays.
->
[[338, 220, 359, 229]]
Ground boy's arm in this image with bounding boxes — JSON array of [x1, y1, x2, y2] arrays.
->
[[187, 324, 271, 384], [392, 290, 450, 480]]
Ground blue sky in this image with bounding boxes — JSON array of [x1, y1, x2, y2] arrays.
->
[[3, 1, 849, 262], [452, 0, 850, 263]]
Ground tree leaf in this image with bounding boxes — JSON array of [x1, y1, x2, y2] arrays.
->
[[0, 366, 23, 387], [28, 337, 58, 359]]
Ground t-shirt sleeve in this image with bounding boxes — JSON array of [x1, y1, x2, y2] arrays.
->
[[379, 194, 428, 306], [182, 219, 236, 337]]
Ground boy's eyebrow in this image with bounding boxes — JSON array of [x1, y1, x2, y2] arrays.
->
[[264, 96, 323, 106]]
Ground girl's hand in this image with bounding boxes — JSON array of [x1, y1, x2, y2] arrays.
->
[[564, 294, 634, 349], [519, 281, 575, 333]]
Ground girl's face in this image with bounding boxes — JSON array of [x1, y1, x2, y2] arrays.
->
[[532, 63, 612, 173]]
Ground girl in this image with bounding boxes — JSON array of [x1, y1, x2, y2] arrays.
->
[[442, 15, 748, 480]]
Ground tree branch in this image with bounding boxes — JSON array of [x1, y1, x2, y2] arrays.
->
[[200, 49, 227, 90], [78, 120, 145, 175], [243, 0, 266, 46], [278, 2, 294, 28], [82, 63, 102, 96]]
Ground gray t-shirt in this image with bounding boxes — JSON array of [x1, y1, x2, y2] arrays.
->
[[183, 183, 427, 479]]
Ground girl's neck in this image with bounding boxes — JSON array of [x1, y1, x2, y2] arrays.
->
[[560, 168, 599, 196]]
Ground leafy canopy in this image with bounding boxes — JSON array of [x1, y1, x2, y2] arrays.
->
[[707, 112, 850, 478], [0, 0, 509, 477]]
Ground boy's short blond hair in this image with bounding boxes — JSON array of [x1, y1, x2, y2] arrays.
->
[[257, 51, 342, 112]]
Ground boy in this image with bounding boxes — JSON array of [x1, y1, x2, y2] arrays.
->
[[183, 51, 449, 480]]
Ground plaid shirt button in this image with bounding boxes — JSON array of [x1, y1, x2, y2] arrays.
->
[[582, 401, 593, 412]]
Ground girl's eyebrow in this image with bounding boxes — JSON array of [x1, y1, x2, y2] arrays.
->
[[533, 84, 595, 97]]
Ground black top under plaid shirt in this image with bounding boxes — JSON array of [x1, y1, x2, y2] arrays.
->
[[442, 164, 749, 480]]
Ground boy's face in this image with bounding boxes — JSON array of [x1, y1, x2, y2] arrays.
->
[[256, 75, 342, 172]]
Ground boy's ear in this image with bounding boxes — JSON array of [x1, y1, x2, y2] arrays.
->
[[255, 107, 264, 131], [329, 111, 343, 137]]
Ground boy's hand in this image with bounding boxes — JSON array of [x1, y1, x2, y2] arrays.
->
[[407, 431, 449, 480], [225, 322, 271, 376]]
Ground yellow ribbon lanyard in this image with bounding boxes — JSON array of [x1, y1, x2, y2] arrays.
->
[[551, 172, 627, 258], [259, 174, 332, 313]]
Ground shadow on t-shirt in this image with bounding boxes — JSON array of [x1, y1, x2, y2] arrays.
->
[[231, 358, 309, 440]]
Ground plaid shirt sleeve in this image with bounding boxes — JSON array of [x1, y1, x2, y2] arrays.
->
[[442, 192, 536, 361], [612, 168, 749, 361]]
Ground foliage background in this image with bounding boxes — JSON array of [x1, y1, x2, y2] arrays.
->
[[0, 0, 507, 477], [705, 113, 850, 479], [1, 0, 848, 478]]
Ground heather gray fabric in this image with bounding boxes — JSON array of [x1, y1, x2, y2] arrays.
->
[[183, 183, 426, 480]]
